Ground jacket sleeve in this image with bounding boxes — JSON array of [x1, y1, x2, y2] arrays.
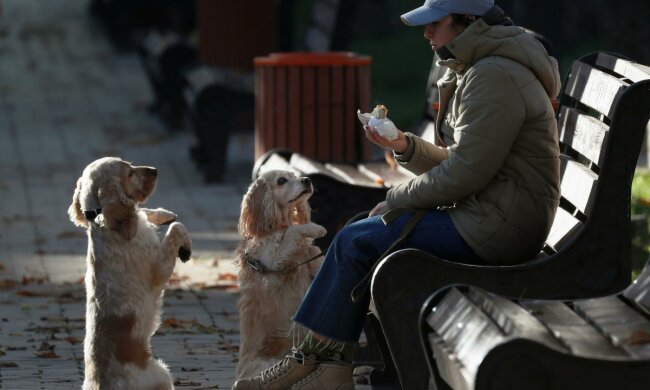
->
[[386, 63, 526, 209], [394, 133, 450, 175]]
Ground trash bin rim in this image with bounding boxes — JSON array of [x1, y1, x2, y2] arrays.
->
[[254, 51, 371, 67]]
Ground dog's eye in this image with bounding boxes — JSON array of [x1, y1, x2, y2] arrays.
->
[[128, 170, 134, 178], [277, 177, 288, 185]]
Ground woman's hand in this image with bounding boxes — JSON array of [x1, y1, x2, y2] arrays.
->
[[363, 125, 409, 153], [369, 201, 390, 217]]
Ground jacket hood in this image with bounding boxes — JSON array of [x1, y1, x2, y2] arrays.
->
[[442, 19, 561, 97]]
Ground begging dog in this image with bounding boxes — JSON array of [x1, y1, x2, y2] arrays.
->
[[68, 157, 192, 390], [235, 170, 327, 379]]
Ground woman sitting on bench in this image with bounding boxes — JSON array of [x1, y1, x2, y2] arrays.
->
[[234, 0, 562, 388]]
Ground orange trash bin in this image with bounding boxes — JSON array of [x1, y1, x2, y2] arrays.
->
[[254, 52, 372, 162]]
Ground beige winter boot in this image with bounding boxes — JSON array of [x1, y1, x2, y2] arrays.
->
[[232, 350, 319, 390], [289, 354, 354, 390]]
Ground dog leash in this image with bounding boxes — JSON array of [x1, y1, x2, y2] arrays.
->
[[244, 250, 326, 275], [350, 208, 427, 303]]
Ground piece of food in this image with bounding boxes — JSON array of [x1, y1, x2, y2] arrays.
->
[[357, 104, 398, 141]]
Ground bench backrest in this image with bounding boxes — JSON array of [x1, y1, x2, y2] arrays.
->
[[538, 53, 650, 285]]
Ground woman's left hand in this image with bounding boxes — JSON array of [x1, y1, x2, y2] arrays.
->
[[369, 201, 390, 217], [363, 125, 409, 153]]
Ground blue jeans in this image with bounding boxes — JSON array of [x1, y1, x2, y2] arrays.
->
[[293, 209, 483, 342]]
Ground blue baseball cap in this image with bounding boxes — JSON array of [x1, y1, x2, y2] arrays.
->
[[401, 0, 494, 26]]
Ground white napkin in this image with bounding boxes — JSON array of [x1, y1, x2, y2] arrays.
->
[[356, 106, 398, 141]]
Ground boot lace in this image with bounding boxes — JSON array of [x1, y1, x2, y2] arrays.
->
[[259, 349, 314, 384]]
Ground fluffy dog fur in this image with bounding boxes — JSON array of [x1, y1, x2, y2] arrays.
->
[[235, 170, 326, 379], [69, 157, 192, 390]]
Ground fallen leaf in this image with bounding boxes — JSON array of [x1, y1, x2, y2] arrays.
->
[[0, 279, 17, 290], [33, 341, 58, 358], [57, 230, 85, 239], [33, 350, 59, 358], [17, 290, 48, 297], [181, 366, 203, 372], [217, 340, 239, 353], [628, 330, 650, 345], [65, 336, 82, 345], [21, 276, 46, 285], [201, 283, 239, 291], [218, 273, 238, 281], [0, 361, 18, 367], [173, 378, 202, 386]]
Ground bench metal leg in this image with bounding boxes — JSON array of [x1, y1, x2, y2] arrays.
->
[[371, 256, 439, 390]]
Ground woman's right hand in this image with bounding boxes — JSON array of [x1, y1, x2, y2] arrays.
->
[[363, 125, 409, 153]]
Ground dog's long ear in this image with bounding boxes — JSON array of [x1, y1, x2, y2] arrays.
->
[[98, 179, 138, 240], [68, 177, 88, 227], [293, 201, 311, 225], [239, 179, 277, 238]]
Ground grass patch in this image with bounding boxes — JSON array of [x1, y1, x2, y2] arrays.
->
[[631, 169, 650, 279]]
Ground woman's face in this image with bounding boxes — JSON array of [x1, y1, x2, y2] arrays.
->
[[424, 15, 462, 51]]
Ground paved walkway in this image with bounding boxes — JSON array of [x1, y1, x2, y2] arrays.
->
[[0, 0, 258, 388]]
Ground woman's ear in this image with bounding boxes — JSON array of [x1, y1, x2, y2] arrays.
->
[[239, 179, 276, 238], [68, 177, 88, 227], [98, 180, 138, 240]]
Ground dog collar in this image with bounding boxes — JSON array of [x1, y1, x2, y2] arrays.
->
[[243, 251, 325, 275], [244, 252, 273, 274]]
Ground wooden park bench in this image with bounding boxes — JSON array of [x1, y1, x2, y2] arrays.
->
[[370, 52, 650, 389], [253, 52, 650, 388], [420, 258, 650, 390]]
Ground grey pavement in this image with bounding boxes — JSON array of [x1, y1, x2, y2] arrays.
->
[[0, 0, 255, 388]]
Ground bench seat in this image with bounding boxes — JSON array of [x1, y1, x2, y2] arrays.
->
[[420, 259, 650, 390]]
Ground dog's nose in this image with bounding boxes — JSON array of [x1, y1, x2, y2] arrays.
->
[[300, 177, 312, 186], [147, 167, 158, 177]]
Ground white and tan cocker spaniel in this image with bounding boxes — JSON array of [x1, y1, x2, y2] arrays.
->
[[235, 170, 326, 379], [68, 157, 192, 390]]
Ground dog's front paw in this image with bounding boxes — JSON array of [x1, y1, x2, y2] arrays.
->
[[143, 207, 177, 225], [178, 247, 191, 262], [306, 223, 327, 238], [165, 222, 192, 262]]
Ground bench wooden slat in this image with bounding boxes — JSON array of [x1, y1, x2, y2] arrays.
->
[[559, 155, 598, 214], [558, 106, 610, 165], [574, 296, 650, 359], [324, 163, 382, 187], [467, 288, 567, 351], [521, 301, 628, 358], [545, 207, 582, 251], [358, 162, 415, 188], [595, 52, 650, 83], [565, 62, 627, 118], [289, 153, 345, 181], [426, 287, 505, 387], [258, 153, 301, 175]]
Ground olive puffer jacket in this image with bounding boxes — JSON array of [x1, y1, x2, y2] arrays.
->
[[386, 19, 561, 264]]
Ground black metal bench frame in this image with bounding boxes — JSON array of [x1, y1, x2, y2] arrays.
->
[[370, 52, 650, 389]]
